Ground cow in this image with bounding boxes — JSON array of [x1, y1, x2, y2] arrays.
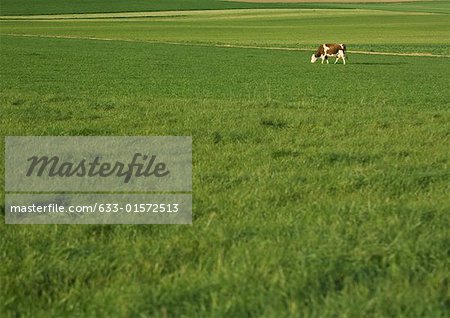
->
[[311, 43, 347, 64]]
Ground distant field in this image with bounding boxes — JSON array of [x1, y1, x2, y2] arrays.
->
[[1, 0, 449, 15], [1, 2, 450, 318], [1, 9, 449, 55], [229, 0, 431, 2]]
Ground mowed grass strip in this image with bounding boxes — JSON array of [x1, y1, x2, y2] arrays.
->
[[1, 34, 449, 316]]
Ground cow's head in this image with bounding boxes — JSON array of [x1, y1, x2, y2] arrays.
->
[[310, 54, 318, 63]]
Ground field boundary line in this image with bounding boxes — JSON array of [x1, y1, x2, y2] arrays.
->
[[3, 33, 450, 58]]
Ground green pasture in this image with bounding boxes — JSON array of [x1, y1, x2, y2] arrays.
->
[[1, 9, 450, 55], [1, 0, 449, 15], [1, 3, 450, 318]]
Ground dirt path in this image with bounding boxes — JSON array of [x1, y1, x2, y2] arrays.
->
[[3, 33, 449, 58]]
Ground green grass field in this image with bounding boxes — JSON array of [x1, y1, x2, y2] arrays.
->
[[1, 1, 450, 317], [1, 0, 450, 15], [1, 9, 449, 55]]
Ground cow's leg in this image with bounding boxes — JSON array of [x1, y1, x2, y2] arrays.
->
[[326, 56, 329, 64], [321, 55, 325, 64], [339, 50, 347, 65], [335, 51, 343, 64]]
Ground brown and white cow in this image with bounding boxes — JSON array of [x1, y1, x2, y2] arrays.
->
[[311, 43, 347, 64]]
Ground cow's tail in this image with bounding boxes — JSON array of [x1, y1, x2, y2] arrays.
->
[[342, 44, 348, 60]]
